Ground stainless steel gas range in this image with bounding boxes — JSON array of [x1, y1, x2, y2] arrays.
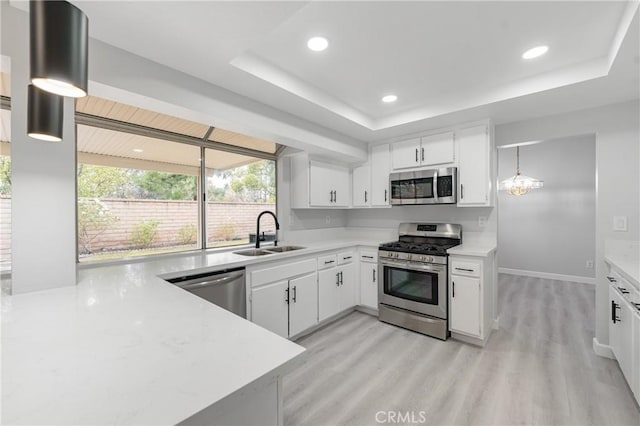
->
[[378, 223, 462, 340]]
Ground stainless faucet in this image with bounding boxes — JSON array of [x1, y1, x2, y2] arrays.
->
[[256, 211, 279, 249]]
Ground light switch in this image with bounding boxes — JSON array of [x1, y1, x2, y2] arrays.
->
[[478, 216, 487, 228], [613, 216, 628, 232]]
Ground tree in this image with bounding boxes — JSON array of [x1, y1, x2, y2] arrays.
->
[[0, 156, 11, 195], [77, 198, 119, 254], [133, 171, 197, 200], [77, 164, 131, 198], [227, 160, 275, 203]]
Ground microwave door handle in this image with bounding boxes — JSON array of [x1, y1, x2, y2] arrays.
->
[[433, 171, 438, 200]]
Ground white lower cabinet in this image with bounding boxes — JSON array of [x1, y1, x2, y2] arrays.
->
[[288, 273, 319, 337], [318, 266, 342, 321], [634, 312, 640, 400], [337, 262, 356, 311], [250, 258, 318, 339], [448, 254, 495, 345], [359, 251, 378, 309], [450, 274, 481, 337], [252, 280, 290, 338], [609, 286, 634, 386]]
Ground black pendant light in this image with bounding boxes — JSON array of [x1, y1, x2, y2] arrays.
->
[[30, 0, 88, 98], [27, 84, 63, 142]]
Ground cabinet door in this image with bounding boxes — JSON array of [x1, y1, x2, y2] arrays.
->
[[609, 286, 622, 362], [392, 138, 421, 170], [338, 263, 357, 311], [309, 162, 334, 206], [360, 262, 378, 309], [457, 125, 490, 206], [619, 301, 634, 385], [371, 144, 390, 206], [318, 267, 341, 321], [289, 272, 318, 337], [252, 280, 289, 338], [450, 274, 481, 337], [420, 132, 454, 166], [634, 312, 640, 401], [352, 165, 371, 207], [331, 166, 350, 206]]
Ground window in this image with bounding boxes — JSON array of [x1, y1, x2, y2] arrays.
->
[[1, 71, 11, 281], [76, 95, 278, 262], [205, 149, 275, 248]]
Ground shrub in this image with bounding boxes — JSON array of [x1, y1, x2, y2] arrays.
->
[[216, 221, 236, 241], [130, 220, 160, 249], [78, 198, 119, 255], [178, 223, 197, 245]]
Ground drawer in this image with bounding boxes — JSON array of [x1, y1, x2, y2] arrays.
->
[[337, 251, 355, 265], [317, 254, 337, 270], [251, 258, 316, 288], [451, 260, 481, 277], [359, 250, 378, 263]]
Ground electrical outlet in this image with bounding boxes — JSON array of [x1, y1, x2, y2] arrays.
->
[[586, 260, 594, 269], [478, 216, 487, 228], [613, 216, 628, 232], [325, 215, 331, 224]]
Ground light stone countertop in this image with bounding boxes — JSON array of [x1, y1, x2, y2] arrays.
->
[[605, 240, 640, 290], [447, 232, 497, 257], [1, 238, 384, 425]]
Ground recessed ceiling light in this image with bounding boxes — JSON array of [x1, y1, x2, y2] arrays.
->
[[307, 36, 328, 52], [133, 148, 144, 153], [522, 45, 548, 60], [382, 95, 398, 103]]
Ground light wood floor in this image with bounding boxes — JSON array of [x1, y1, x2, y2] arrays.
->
[[283, 274, 640, 426]]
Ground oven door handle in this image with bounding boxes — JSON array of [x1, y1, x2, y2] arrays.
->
[[380, 259, 446, 273]]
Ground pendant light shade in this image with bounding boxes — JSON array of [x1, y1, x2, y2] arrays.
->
[[499, 146, 543, 196], [27, 84, 63, 142], [30, 0, 88, 98]]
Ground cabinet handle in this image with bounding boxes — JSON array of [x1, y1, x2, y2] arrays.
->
[[384, 189, 387, 202], [324, 260, 335, 265], [373, 269, 376, 282], [292, 286, 297, 303], [343, 256, 352, 260], [340, 271, 344, 285], [619, 287, 630, 294], [421, 147, 424, 162], [415, 148, 419, 163], [285, 288, 289, 304], [611, 300, 620, 323], [607, 276, 617, 283], [329, 191, 333, 203], [364, 190, 367, 203], [336, 272, 340, 287], [452, 281, 455, 298], [460, 184, 464, 200], [455, 267, 474, 272], [362, 255, 374, 259]]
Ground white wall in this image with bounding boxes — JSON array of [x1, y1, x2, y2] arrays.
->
[[2, 5, 78, 294], [498, 135, 596, 280], [495, 100, 640, 346], [346, 205, 496, 234]]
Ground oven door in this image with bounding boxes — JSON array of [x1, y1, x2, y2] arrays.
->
[[378, 258, 447, 319]]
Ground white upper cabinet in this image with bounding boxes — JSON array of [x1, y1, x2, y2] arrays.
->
[[370, 144, 390, 206], [391, 132, 455, 170], [290, 154, 350, 208], [352, 165, 371, 207], [392, 138, 421, 170], [421, 131, 455, 166], [457, 125, 493, 207]]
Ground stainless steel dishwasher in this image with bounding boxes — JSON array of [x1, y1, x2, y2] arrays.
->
[[166, 267, 246, 318]]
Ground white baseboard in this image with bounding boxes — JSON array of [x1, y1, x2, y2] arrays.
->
[[499, 267, 595, 285], [593, 337, 615, 359]]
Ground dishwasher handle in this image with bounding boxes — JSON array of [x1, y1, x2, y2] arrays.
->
[[176, 271, 245, 291]]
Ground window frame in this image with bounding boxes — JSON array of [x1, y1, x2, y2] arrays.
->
[[74, 110, 278, 265]]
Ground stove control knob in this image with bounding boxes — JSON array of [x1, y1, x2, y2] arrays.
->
[[420, 255, 426, 262], [407, 254, 412, 260], [429, 256, 434, 262]]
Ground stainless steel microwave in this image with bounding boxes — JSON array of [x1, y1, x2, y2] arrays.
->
[[389, 167, 457, 205]]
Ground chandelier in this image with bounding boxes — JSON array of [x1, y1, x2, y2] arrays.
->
[[499, 146, 543, 196]]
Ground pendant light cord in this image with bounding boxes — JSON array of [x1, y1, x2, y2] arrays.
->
[[516, 146, 520, 176]]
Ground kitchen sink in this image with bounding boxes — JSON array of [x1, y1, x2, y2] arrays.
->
[[233, 249, 275, 256], [264, 245, 306, 253]]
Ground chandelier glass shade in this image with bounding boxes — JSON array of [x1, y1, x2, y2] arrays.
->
[[499, 146, 543, 196]]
